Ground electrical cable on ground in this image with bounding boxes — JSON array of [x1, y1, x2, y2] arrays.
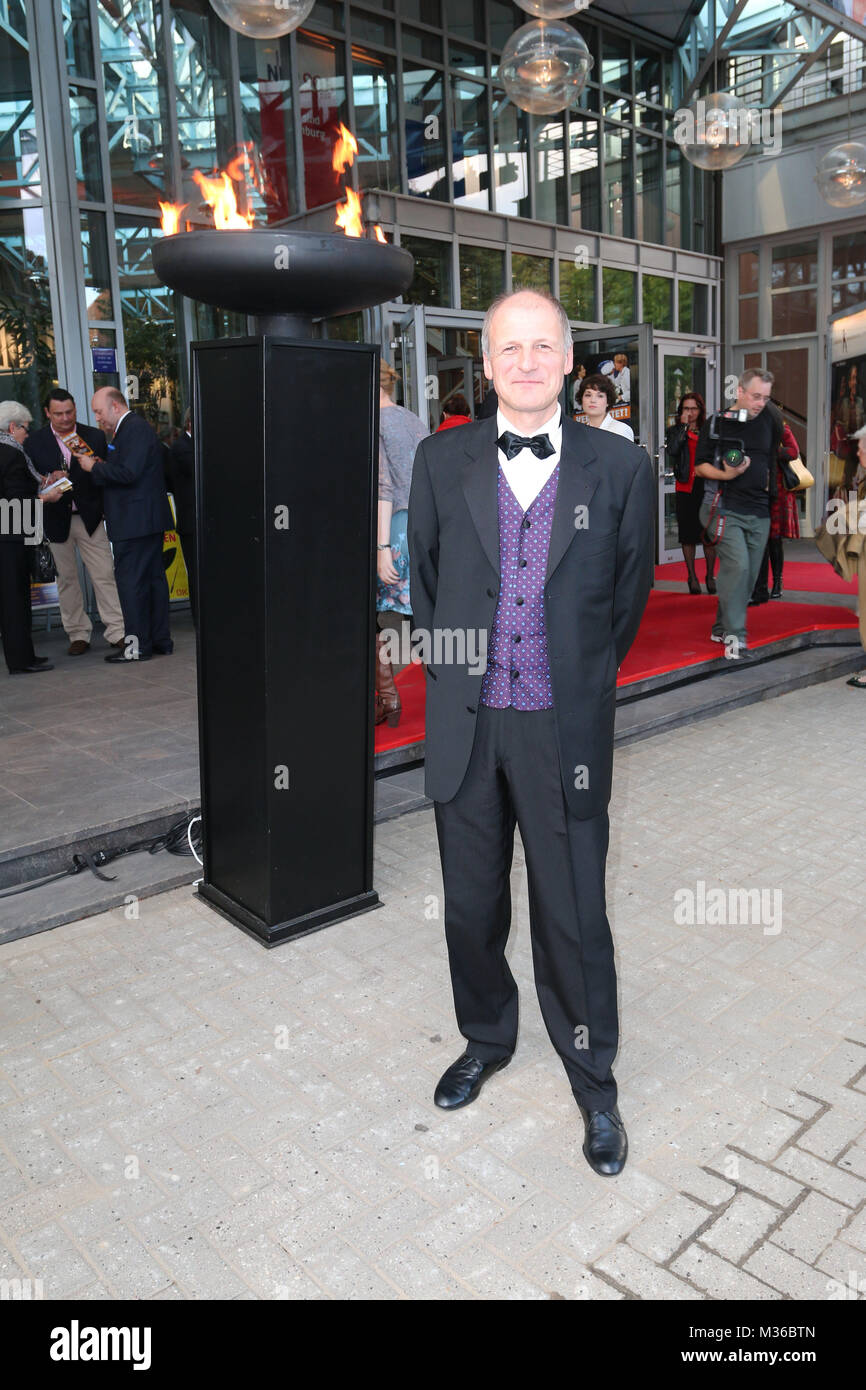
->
[[0, 816, 203, 900]]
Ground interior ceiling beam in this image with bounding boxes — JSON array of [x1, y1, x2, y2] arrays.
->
[[683, 0, 754, 103], [770, 24, 838, 105]]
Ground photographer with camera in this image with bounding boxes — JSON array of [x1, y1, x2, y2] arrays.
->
[[694, 369, 783, 659]]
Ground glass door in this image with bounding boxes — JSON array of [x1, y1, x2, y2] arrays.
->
[[391, 304, 429, 430], [655, 340, 713, 563]]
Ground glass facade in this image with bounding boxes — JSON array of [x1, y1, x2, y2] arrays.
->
[[0, 0, 723, 437]]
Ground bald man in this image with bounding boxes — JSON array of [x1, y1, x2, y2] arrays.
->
[[76, 388, 174, 662], [409, 290, 654, 1176]]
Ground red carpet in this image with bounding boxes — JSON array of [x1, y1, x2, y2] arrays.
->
[[655, 559, 856, 594], [374, 591, 859, 754]]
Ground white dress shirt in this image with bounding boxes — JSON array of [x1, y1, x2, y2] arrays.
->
[[496, 404, 562, 512], [598, 412, 634, 442]]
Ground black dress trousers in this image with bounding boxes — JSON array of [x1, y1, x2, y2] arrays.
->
[[112, 533, 172, 657], [433, 703, 619, 1111], [0, 544, 37, 673]]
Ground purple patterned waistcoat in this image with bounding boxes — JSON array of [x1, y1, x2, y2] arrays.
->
[[479, 462, 560, 710]]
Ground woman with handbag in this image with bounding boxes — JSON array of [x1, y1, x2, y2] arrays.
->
[[0, 401, 54, 674], [666, 391, 715, 594]]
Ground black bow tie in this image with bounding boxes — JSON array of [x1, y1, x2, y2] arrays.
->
[[497, 430, 556, 461]]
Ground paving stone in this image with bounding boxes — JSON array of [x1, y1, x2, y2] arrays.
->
[[774, 1146, 866, 1209], [705, 1149, 805, 1207], [627, 1194, 710, 1262], [770, 1191, 851, 1264], [744, 1242, 839, 1299], [671, 1244, 778, 1300], [700, 1192, 779, 1263], [595, 1242, 705, 1300], [797, 1110, 865, 1163]]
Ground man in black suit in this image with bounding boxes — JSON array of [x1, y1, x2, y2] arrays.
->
[[408, 290, 654, 1176], [76, 388, 173, 663], [25, 388, 125, 657], [167, 409, 197, 627]]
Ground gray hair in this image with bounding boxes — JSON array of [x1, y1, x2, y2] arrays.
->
[[739, 368, 774, 390], [482, 289, 572, 360], [0, 401, 33, 433]]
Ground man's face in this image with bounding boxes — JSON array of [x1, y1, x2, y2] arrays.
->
[[736, 379, 771, 418], [483, 293, 572, 420], [91, 390, 117, 433], [46, 397, 77, 435], [614, 355, 627, 371]]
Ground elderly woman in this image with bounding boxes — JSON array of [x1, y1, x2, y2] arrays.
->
[[576, 372, 635, 441], [0, 401, 54, 674], [375, 360, 428, 725]]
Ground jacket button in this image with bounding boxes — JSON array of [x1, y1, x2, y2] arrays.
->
[[519, 559, 527, 567], [466, 705, 476, 713], [516, 597, 524, 605], [510, 669, 519, 680], [522, 517, 531, 529], [513, 634, 521, 643], [486, 587, 496, 597]]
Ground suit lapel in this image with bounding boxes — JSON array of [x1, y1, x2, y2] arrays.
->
[[545, 419, 601, 584], [460, 417, 501, 578], [460, 415, 601, 584]]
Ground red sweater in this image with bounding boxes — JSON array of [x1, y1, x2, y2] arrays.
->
[[436, 414, 472, 431]]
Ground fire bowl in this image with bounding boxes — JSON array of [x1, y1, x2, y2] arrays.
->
[[151, 229, 414, 330]]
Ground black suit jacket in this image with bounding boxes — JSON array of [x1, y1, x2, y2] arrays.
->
[[89, 412, 174, 541], [25, 423, 108, 542], [167, 431, 195, 534], [408, 414, 655, 819]]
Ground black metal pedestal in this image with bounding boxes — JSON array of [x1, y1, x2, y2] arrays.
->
[[192, 335, 381, 946]]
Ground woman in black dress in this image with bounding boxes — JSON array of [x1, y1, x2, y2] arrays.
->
[[666, 391, 716, 594]]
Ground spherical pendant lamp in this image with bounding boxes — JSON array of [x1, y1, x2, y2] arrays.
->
[[816, 142, 866, 208], [209, 0, 314, 40], [499, 20, 593, 116], [674, 91, 751, 170], [515, 0, 594, 17]]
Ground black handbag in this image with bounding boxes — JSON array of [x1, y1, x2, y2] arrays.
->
[[28, 539, 56, 585]]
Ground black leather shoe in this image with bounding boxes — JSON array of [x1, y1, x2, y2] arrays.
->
[[434, 1051, 511, 1110], [770, 584, 783, 599], [9, 662, 54, 674], [578, 1104, 628, 1176]]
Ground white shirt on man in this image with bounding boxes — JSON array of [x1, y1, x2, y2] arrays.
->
[[496, 404, 562, 512]]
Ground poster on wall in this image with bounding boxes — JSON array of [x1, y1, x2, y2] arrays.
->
[[829, 304, 866, 494], [570, 346, 636, 434]]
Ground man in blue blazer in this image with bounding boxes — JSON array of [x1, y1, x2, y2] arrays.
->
[[408, 290, 654, 1176], [76, 387, 174, 663]]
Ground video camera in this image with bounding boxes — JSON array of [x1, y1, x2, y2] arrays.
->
[[707, 408, 748, 470]]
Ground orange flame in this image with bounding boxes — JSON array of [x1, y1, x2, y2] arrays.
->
[[332, 122, 359, 174], [335, 184, 364, 238], [159, 201, 187, 234], [192, 168, 254, 230], [374, 226, 387, 243], [331, 123, 386, 240]]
